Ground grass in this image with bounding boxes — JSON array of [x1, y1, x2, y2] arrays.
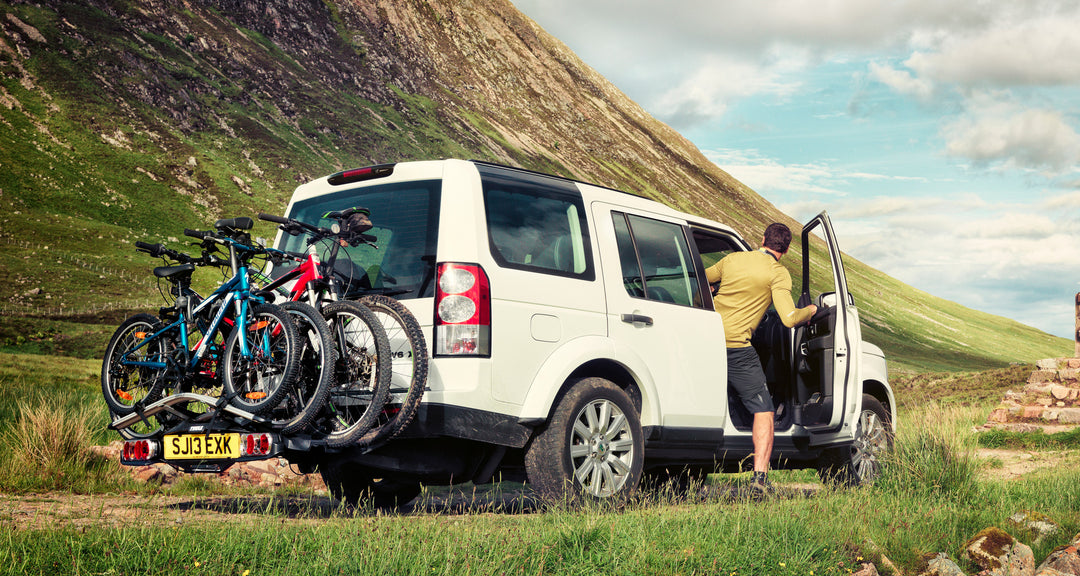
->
[[0, 351, 1077, 575]]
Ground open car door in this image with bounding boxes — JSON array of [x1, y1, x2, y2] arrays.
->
[[792, 211, 862, 437]]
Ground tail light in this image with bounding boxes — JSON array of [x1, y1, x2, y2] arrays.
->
[[121, 439, 158, 463], [434, 262, 490, 356], [241, 433, 273, 457]]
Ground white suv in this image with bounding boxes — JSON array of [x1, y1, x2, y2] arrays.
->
[[278, 159, 895, 505]]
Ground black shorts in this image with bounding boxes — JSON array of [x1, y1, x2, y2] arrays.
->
[[727, 346, 775, 414]]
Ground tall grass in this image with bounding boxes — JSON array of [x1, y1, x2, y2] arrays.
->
[[0, 392, 129, 493], [875, 403, 983, 501]]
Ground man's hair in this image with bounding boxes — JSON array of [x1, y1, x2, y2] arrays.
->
[[763, 222, 792, 253]]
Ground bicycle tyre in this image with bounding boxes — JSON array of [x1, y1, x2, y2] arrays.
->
[[222, 303, 301, 415], [102, 313, 169, 416], [271, 301, 336, 434], [320, 300, 392, 448], [354, 295, 428, 449]]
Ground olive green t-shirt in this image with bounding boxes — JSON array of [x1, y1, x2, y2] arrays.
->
[[706, 249, 814, 348]]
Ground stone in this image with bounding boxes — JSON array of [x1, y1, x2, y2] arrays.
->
[[1053, 386, 1072, 400], [1008, 511, 1061, 545], [989, 408, 1010, 423], [1035, 533, 1080, 576], [1069, 358, 1080, 369], [1058, 408, 1080, 425], [1038, 397, 1054, 407], [133, 466, 161, 483], [852, 563, 879, 576], [1037, 359, 1061, 371], [1030, 370, 1058, 384], [1024, 406, 1045, 418], [919, 552, 967, 576], [1042, 410, 1060, 422], [964, 527, 1035, 576], [1060, 369, 1080, 381]]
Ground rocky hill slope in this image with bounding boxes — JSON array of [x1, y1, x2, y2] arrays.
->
[[0, 0, 1070, 371]]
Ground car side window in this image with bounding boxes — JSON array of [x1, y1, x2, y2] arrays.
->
[[692, 227, 747, 296], [612, 212, 703, 307], [483, 177, 594, 280]]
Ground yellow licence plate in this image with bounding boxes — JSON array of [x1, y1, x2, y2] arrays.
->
[[163, 433, 240, 460]]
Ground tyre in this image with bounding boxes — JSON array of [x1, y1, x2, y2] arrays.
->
[[525, 377, 644, 501], [817, 393, 893, 486], [354, 295, 428, 449], [102, 313, 169, 416], [269, 302, 336, 434], [320, 301, 392, 447], [320, 459, 422, 511], [221, 303, 301, 415]]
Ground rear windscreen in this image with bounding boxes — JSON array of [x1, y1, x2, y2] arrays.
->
[[276, 180, 441, 300]]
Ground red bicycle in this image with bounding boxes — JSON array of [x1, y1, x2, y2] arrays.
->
[[257, 209, 427, 449]]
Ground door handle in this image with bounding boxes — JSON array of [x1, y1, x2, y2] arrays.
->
[[621, 313, 653, 326]]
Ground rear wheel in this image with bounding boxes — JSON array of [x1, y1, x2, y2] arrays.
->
[[525, 377, 644, 502], [320, 301, 392, 447], [222, 304, 301, 415], [354, 295, 428, 449], [817, 393, 893, 485], [102, 314, 169, 416], [270, 302, 336, 434]]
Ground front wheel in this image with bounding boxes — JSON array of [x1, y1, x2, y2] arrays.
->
[[269, 302, 336, 434], [525, 377, 644, 502], [221, 303, 301, 415], [817, 393, 894, 486]]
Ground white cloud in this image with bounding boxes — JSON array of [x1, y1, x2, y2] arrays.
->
[[942, 93, 1080, 173], [654, 52, 807, 127], [868, 62, 934, 100], [905, 10, 1080, 87]]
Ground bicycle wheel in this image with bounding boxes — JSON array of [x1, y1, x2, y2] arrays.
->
[[271, 301, 336, 434], [355, 295, 428, 449], [102, 313, 169, 416], [102, 314, 173, 439], [222, 303, 301, 415], [320, 300, 392, 448]]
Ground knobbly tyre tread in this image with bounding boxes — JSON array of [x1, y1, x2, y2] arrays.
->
[[102, 313, 169, 415], [221, 303, 302, 415], [354, 295, 429, 449], [102, 313, 171, 438], [273, 301, 336, 435], [320, 300, 392, 448]]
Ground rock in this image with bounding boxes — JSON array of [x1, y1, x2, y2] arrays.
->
[[1036, 359, 1060, 371], [1008, 511, 1061, 545], [1068, 359, 1080, 369], [1058, 409, 1080, 425], [1053, 386, 1071, 400], [852, 563, 879, 576], [919, 552, 966, 576], [989, 408, 1010, 423], [1036, 533, 1080, 576], [964, 527, 1035, 576], [1024, 406, 1045, 418], [1030, 371, 1058, 384]]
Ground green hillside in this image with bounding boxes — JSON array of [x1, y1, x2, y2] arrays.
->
[[0, 0, 1070, 373]]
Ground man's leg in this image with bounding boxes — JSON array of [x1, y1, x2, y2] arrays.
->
[[752, 411, 774, 474]]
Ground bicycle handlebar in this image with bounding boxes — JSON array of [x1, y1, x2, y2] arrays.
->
[[257, 212, 290, 225], [185, 228, 212, 240], [215, 217, 254, 231]]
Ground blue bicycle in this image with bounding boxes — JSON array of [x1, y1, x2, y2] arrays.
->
[[102, 218, 302, 438]]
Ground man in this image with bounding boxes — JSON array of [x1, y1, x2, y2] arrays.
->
[[706, 222, 817, 495]]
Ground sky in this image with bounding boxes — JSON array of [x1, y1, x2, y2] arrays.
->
[[509, 0, 1080, 339]]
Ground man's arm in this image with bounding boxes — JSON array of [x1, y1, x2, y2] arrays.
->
[[771, 270, 816, 327]]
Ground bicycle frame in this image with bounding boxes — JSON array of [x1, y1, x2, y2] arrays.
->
[[120, 240, 266, 376]]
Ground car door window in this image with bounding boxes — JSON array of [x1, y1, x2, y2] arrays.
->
[[612, 212, 702, 307]]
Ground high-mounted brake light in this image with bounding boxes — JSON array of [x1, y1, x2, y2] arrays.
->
[[434, 263, 490, 356], [327, 163, 395, 186]]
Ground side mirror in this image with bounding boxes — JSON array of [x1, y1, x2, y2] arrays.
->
[[818, 291, 854, 307]]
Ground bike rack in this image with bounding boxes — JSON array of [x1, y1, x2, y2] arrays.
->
[[109, 393, 269, 432]]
